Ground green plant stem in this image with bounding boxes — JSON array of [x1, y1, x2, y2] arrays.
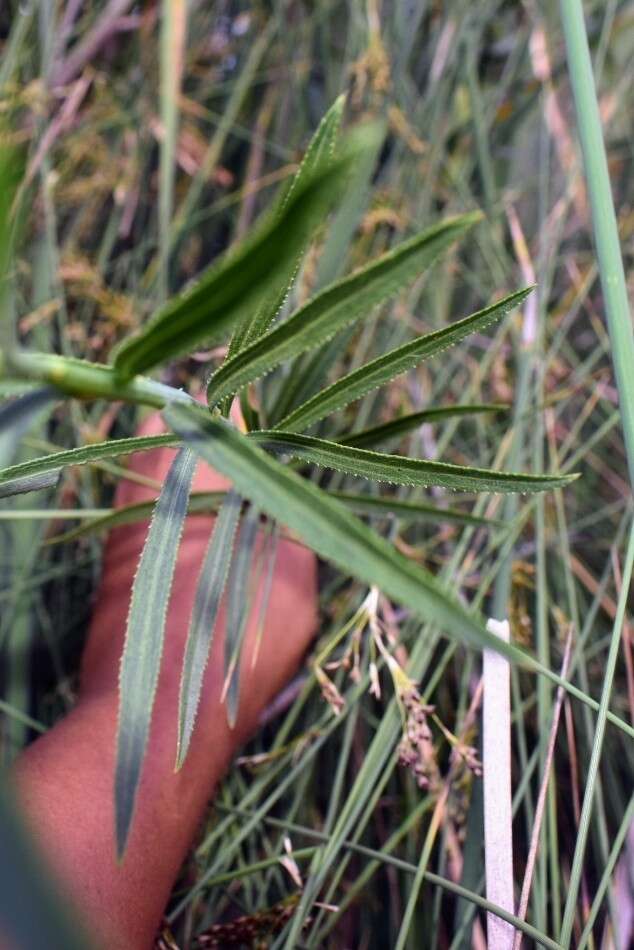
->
[[559, 518, 634, 946], [559, 0, 634, 487], [2, 350, 191, 409]]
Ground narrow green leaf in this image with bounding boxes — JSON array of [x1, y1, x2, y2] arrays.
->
[[340, 404, 507, 450], [46, 485, 497, 546], [227, 95, 345, 356], [176, 491, 242, 768], [163, 403, 533, 664], [223, 502, 262, 728], [272, 125, 383, 421], [206, 213, 482, 409], [277, 286, 532, 432], [0, 469, 60, 499], [113, 129, 377, 380], [115, 446, 197, 858], [249, 430, 577, 494], [0, 432, 179, 492], [330, 490, 503, 528], [47, 490, 226, 546]]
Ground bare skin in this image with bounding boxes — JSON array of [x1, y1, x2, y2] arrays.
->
[[11, 412, 318, 950]]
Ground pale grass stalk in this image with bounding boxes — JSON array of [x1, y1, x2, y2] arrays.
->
[[513, 628, 573, 950], [484, 617, 515, 950]]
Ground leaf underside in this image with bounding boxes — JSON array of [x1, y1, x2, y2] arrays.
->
[[115, 446, 197, 858], [176, 491, 243, 767]]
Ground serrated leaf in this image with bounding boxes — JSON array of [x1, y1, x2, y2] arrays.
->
[[249, 430, 577, 494], [227, 95, 345, 358], [340, 404, 507, 450], [0, 432, 179, 494], [277, 286, 532, 432], [176, 491, 242, 768], [113, 127, 378, 380], [163, 402, 537, 666], [115, 446, 197, 858], [272, 128, 383, 421], [207, 212, 481, 409], [223, 502, 262, 728]]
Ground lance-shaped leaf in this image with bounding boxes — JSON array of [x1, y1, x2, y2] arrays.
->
[[223, 502, 262, 728], [163, 402, 534, 666], [329, 490, 503, 528], [115, 446, 197, 858], [0, 432, 179, 496], [48, 490, 226, 546], [277, 286, 532, 432], [48, 486, 498, 547], [113, 127, 377, 380], [340, 404, 507, 450], [176, 491, 242, 768], [249, 430, 577, 494], [206, 213, 482, 409], [227, 95, 345, 356]]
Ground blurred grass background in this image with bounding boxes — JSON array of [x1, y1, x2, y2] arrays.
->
[[1, 1, 633, 947]]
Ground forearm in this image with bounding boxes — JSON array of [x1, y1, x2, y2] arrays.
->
[[13, 517, 316, 950], [12, 523, 239, 950]]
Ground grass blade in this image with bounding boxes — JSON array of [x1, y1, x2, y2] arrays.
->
[[277, 286, 532, 432], [176, 491, 242, 768], [559, 519, 634, 945], [113, 129, 378, 380], [115, 446, 196, 858], [250, 429, 577, 493], [0, 432, 179, 492], [329, 490, 503, 527], [560, 0, 634, 486], [227, 95, 345, 356], [206, 212, 481, 409], [158, 0, 186, 301], [340, 404, 508, 450], [46, 491, 226, 546], [223, 502, 261, 728], [47, 487, 497, 547]]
